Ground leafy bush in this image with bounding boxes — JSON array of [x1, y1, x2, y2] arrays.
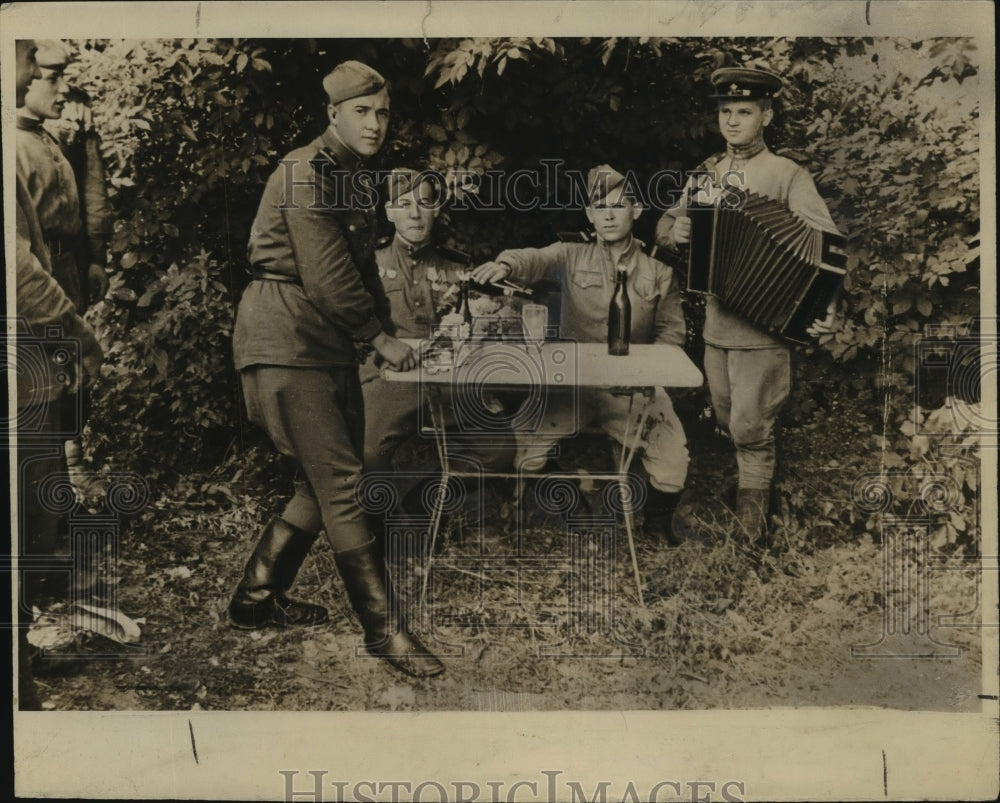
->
[[87, 252, 234, 475], [64, 37, 981, 547]]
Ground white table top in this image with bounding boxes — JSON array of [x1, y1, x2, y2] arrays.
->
[[382, 339, 703, 389]]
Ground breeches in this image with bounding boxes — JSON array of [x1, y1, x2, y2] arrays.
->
[[241, 365, 370, 552], [16, 399, 71, 606], [703, 344, 791, 490], [514, 387, 689, 493]]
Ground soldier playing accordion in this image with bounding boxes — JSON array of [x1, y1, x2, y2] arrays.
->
[[655, 65, 844, 545]]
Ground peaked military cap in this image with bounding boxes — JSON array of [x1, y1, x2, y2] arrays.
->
[[322, 60, 386, 105], [586, 164, 628, 204], [385, 168, 445, 204], [709, 66, 783, 100], [34, 39, 71, 70]]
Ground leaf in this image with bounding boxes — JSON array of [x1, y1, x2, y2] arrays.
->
[[425, 123, 448, 143], [136, 288, 159, 308], [236, 53, 249, 72], [840, 177, 860, 195], [917, 298, 934, 317], [180, 124, 199, 142], [111, 287, 137, 303], [120, 252, 138, 269]]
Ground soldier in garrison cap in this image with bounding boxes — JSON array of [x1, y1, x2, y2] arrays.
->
[[18, 39, 112, 503], [473, 165, 691, 545], [14, 37, 103, 711], [655, 62, 843, 545], [362, 168, 517, 511], [230, 62, 443, 677]]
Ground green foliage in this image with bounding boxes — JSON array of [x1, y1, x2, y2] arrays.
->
[[65, 37, 981, 544], [87, 252, 234, 474]]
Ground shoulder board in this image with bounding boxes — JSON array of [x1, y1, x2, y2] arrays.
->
[[556, 231, 596, 244], [316, 146, 341, 169], [435, 244, 473, 265], [693, 153, 727, 172], [375, 235, 393, 250], [638, 239, 685, 269]]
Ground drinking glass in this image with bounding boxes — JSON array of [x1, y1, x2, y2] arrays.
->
[[521, 304, 548, 345]]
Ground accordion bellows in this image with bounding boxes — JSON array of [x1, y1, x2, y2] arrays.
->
[[687, 193, 847, 344]]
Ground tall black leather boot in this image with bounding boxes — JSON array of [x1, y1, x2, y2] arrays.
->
[[229, 517, 329, 630], [643, 487, 685, 546], [333, 540, 444, 678], [735, 487, 769, 545]]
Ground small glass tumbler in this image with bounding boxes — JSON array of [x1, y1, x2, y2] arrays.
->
[[521, 304, 548, 345]]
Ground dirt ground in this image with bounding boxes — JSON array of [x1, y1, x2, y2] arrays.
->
[[25, 389, 985, 714]]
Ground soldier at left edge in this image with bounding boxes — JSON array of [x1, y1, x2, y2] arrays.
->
[[13, 38, 105, 710], [17, 39, 112, 503]]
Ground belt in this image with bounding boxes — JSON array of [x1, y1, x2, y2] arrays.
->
[[44, 236, 76, 257], [251, 268, 302, 285]]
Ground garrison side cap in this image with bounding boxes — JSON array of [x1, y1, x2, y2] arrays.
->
[[385, 168, 446, 204], [322, 60, 386, 105], [35, 39, 72, 70], [709, 66, 783, 100], [586, 164, 627, 204]]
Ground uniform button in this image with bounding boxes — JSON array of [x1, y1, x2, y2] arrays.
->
[[348, 224, 356, 232]]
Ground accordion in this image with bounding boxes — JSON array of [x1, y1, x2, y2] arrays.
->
[[687, 192, 847, 344]]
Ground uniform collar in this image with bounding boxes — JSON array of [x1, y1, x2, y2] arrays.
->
[[597, 235, 640, 274], [321, 127, 363, 172], [392, 233, 438, 259], [16, 115, 45, 132], [725, 140, 768, 162]]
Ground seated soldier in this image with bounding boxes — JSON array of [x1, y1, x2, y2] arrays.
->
[[472, 165, 690, 544], [362, 169, 516, 517]]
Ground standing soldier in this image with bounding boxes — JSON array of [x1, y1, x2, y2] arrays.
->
[[17, 40, 110, 498], [655, 66, 841, 543], [230, 62, 444, 678], [14, 38, 104, 709]]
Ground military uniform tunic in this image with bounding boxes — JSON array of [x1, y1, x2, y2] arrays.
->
[[493, 235, 689, 492], [234, 130, 392, 551], [362, 236, 514, 479], [17, 115, 85, 309], [656, 146, 840, 490]]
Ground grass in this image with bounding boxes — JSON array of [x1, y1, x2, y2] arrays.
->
[[27, 388, 984, 712]]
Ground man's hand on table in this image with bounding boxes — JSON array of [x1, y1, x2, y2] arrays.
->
[[372, 332, 418, 372]]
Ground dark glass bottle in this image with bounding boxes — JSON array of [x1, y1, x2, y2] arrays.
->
[[454, 280, 473, 324], [607, 269, 631, 356]]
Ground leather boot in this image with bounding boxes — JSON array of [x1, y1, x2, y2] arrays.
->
[[643, 487, 685, 546], [333, 540, 444, 678], [735, 487, 769, 544], [229, 517, 329, 630]]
